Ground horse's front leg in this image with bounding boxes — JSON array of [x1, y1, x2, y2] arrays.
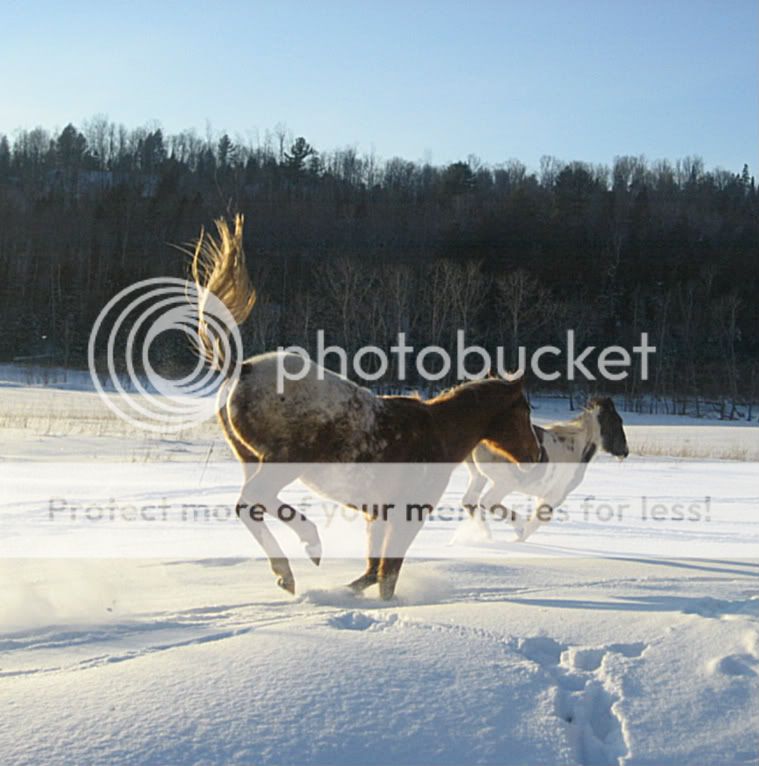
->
[[478, 480, 521, 538], [517, 496, 554, 542], [377, 516, 425, 601], [348, 513, 386, 593], [462, 458, 489, 517]]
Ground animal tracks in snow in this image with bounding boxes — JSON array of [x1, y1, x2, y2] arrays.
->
[[680, 594, 759, 620], [709, 653, 758, 677], [518, 635, 564, 665], [326, 611, 400, 632], [707, 629, 759, 678], [517, 636, 648, 766], [321, 613, 648, 766]]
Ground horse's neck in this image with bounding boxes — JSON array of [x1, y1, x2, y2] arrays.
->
[[430, 385, 506, 461], [548, 410, 599, 460]]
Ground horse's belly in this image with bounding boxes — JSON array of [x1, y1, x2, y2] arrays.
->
[[301, 463, 454, 515], [518, 463, 577, 501]]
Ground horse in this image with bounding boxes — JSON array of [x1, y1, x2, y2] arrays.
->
[[461, 397, 629, 541], [190, 215, 542, 599]]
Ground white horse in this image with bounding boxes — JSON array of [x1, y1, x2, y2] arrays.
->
[[462, 397, 629, 541]]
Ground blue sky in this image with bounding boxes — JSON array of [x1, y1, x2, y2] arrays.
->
[[3, 0, 757, 172]]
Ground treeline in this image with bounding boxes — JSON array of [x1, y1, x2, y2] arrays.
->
[[0, 118, 757, 417]]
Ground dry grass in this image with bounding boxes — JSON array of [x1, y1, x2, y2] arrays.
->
[[2, 384, 756, 463], [629, 440, 754, 461]]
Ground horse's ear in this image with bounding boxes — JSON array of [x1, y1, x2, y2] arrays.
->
[[502, 368, 526, 385]]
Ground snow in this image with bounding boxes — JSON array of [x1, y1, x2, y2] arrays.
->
[[1, 380, 758, 765]]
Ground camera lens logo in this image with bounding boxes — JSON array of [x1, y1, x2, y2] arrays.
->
[[88, 277, 242, 432]]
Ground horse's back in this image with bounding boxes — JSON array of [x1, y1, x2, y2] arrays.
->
[[225, 351, 382, 461]]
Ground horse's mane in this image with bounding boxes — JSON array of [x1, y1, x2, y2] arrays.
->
[[380, 376, 522, 408], [428, 376, 518, 404], [544, 418, 587, 438], [543, 403, 597, 437]]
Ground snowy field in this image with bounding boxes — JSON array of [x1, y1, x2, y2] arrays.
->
[[1, 378, 758, 765]]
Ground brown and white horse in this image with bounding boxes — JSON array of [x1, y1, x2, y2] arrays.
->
[[462, 397, 629, 541], [191, 216, 542, 599]]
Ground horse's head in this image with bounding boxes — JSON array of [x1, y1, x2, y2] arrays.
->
[[484, 377, 542, 465], [588, 397, 629, 458]]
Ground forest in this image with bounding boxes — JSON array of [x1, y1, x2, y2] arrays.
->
[[0, 118, 757, 417]]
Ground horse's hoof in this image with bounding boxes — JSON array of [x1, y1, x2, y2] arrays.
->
[[276, 576, 296, 594], [347, 575, 376, 593], [378, 580, 397, 601], [305, 542, 322, 567]]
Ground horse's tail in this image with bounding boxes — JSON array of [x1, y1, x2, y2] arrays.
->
[[190, 213, 256, 372]]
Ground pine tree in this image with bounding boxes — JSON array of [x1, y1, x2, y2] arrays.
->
[[284, 137, 314, 174]]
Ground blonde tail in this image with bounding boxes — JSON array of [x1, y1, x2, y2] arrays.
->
[[190, 214, 256, 371]]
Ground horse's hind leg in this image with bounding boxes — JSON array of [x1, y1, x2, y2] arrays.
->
[[219, 406, 322, 572], [268, 491, 322, 566], [236, 462, 312, 594], [220, 401, 326, 591]]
